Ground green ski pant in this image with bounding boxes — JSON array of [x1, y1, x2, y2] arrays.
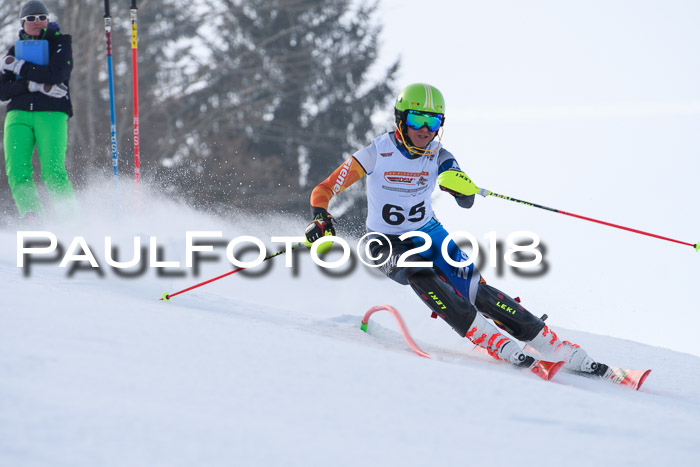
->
[[3, 110, 75, 217]]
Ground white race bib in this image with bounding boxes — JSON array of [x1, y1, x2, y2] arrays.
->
[[362, 133, 441, 234]]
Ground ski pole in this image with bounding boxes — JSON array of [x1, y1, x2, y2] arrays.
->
[[478, 188, 698, 251], [160, 242, 308, 301], [437, 171, 699, 251], [103, 0, 119, 183], [130, 0, 141, 188]]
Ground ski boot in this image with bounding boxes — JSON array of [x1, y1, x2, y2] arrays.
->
[[468, 314, 564, 380]]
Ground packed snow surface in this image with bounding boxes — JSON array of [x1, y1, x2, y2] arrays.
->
[[1, 188, 699, 467]]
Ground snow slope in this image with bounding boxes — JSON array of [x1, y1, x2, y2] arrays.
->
[[1, 189, 699, 467]]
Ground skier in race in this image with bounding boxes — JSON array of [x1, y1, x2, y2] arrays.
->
[[304, 83, 607, 378]]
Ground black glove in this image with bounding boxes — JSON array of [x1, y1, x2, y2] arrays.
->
[[305, 208, 335, 243]]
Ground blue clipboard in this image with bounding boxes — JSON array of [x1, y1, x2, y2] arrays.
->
[[15, 40, 48, 78]]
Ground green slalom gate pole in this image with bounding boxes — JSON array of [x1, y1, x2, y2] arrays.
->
[[437, 171, 699, 252], [160, 242, 308, 301]]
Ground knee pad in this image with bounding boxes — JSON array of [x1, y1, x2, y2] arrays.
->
[[407, 269, 477, 336], [475, 284, 545, 341]]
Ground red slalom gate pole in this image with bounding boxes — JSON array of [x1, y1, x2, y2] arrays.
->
[[361, 305, 430, 358], [130, 0, 141, 188], [160, 242, 307, 301]]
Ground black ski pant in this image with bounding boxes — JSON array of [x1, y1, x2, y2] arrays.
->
[[369, 232, 545, 340]]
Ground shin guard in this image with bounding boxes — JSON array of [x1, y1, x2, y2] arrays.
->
[[407, 269, 476, 336], [474, 284, 545, 341]]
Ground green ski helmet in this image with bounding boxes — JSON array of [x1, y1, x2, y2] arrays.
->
[[394, 83, 446, 157], [395, 83, 446, 117]]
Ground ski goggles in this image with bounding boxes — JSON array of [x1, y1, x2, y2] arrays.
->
[[22, 14, 49, 23], [405, 110, 444, 132]]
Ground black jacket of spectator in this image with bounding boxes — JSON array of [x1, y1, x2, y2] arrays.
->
[[0, 22, 73, 117]]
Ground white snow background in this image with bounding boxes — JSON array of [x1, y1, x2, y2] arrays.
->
[[3, 1, 700, 466], [1, 182, 699, 467]]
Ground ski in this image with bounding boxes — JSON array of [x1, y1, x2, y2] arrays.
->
[[520, 344, 652, 390], [471, 346, 564, 381], [571, 364, 652, 390]]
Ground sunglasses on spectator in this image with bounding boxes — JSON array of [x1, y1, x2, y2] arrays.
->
[[22, 15, 49, 23], [405, 110, 444, 132]]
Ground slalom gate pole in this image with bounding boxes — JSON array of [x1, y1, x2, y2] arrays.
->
[[361, 305, 430, 358], [130, 0, 141, 189], [160, 242, 308, 301], [478, 188, 699, 252], [103, 0, 119, 185]]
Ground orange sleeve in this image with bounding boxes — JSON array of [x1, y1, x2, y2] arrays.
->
[[310, 156, 366, 210]]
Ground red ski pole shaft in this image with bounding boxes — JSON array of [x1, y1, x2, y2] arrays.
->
[[482, 189, 699, 251], [160, 242, 307, 301], [160, 267, 244, 301]]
